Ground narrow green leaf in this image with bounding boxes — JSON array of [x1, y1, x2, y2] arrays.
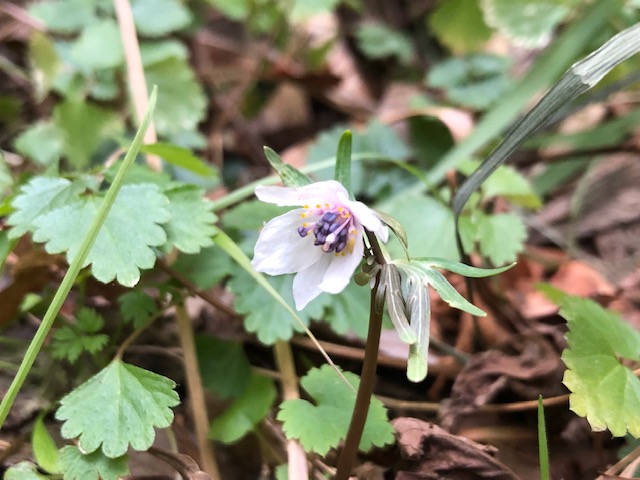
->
[[411, 257, 515, 277], [453, 14, 640, 217], [538, 395, 550, 480], [140, 143, 217, 177], [334, 130, 352, 195], [32, 414, 61, 474], [406, 279, 431, 383], [382, 264, 416, 344], [56, 360, 180, 457], [420, 267, 485, 316], [263, 147, 311, 187]]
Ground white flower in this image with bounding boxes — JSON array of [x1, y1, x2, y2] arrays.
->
[[251, 180, 388, 310]]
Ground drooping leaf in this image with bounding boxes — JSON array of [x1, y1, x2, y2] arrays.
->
[[51, 308, 109, 363], [32, 184, 170, 287], [412, 257, 515, 277], [196, 335, 252, 399], [208, 374, 276, 443], [118, 290, 158, 329], [145, 57, 207, 136], [28, 0, 96, 34], [355, 23, 413, 64], [53, 98, 123, 169], [59, 446, 129, 480], [141, 143, 217, 177], [277, 365, 394, 455], [131, 0, 192, 37], [429, 0, 492, 53], [70, 20, 124, 71], [417, 266, 486, 316], [162, 185, 217, 254], [540, 286, 640, 437], [56, 360, 180, 457]]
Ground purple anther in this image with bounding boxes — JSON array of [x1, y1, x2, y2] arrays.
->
[[336, 241, 347, 253]]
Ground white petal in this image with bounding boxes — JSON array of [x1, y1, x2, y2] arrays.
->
[[319, 228, 364, 294], [293, 254, 333, 310], [251, 209, 323, 275], [345, 198, 389, 242], [256, 180, 348, 207]]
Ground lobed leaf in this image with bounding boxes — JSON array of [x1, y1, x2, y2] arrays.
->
[[56, 360, 180, 458], [541, 286, 640, 437], [277, 365, 394, 455], [32, 184, 170, 287], [59, 446, 129, 480], [118, 290, 158, 329]]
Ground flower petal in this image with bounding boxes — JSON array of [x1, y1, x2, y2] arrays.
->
[[256, 180, 348, 207], [293, 254, 333, 310], [344, 197, 389, 242], [251, 209, 323, 275], [319, 228, 364, 294]]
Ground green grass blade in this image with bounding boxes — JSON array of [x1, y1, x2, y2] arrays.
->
[[538, 395, 550, 480], [0, 87, 158, 428]]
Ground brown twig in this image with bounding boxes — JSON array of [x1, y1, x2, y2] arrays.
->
[[113, 0, 161, 171], [175, 302, 221, 480]]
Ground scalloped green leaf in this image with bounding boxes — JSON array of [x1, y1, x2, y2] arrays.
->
[[162, 185, 217, 254], [208, 373, 276, 443], [118, 290, 158, 328], [477, 212, 526, 265], [145, 57, 206, 136], [132, 0, 192, 37], [4, 462, 48, 480], [32, 184, 170, 287], [28, 0, 96, 34], [541, 286, 640, 438], [70, 19, 124, 71], [14, 121, 64, 166], [7, 176, 85, 238], [277, 365, 394, 455], [52, 308, 109, 363], [228, 270, 328, 344], [355, 23, 413, 64], [56, 360, 180, 457], [482, 0, 574, 47], [59, 446, 129, 480]]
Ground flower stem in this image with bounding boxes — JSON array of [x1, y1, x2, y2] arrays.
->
[[335, 232, 386, 480]]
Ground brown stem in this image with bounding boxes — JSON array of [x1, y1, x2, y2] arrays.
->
[[175, 302, 221, 480], [335, 232, 386, 480]]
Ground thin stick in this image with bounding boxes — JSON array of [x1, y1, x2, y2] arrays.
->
[[113, 0, 161, 171], [175, 302, 221, 480], [273, 341, 309, 479]]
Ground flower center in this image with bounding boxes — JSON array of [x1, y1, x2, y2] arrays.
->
[[297, 204, 357, 255]]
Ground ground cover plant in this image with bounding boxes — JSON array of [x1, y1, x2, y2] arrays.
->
[[1, 0, 640, 479]]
